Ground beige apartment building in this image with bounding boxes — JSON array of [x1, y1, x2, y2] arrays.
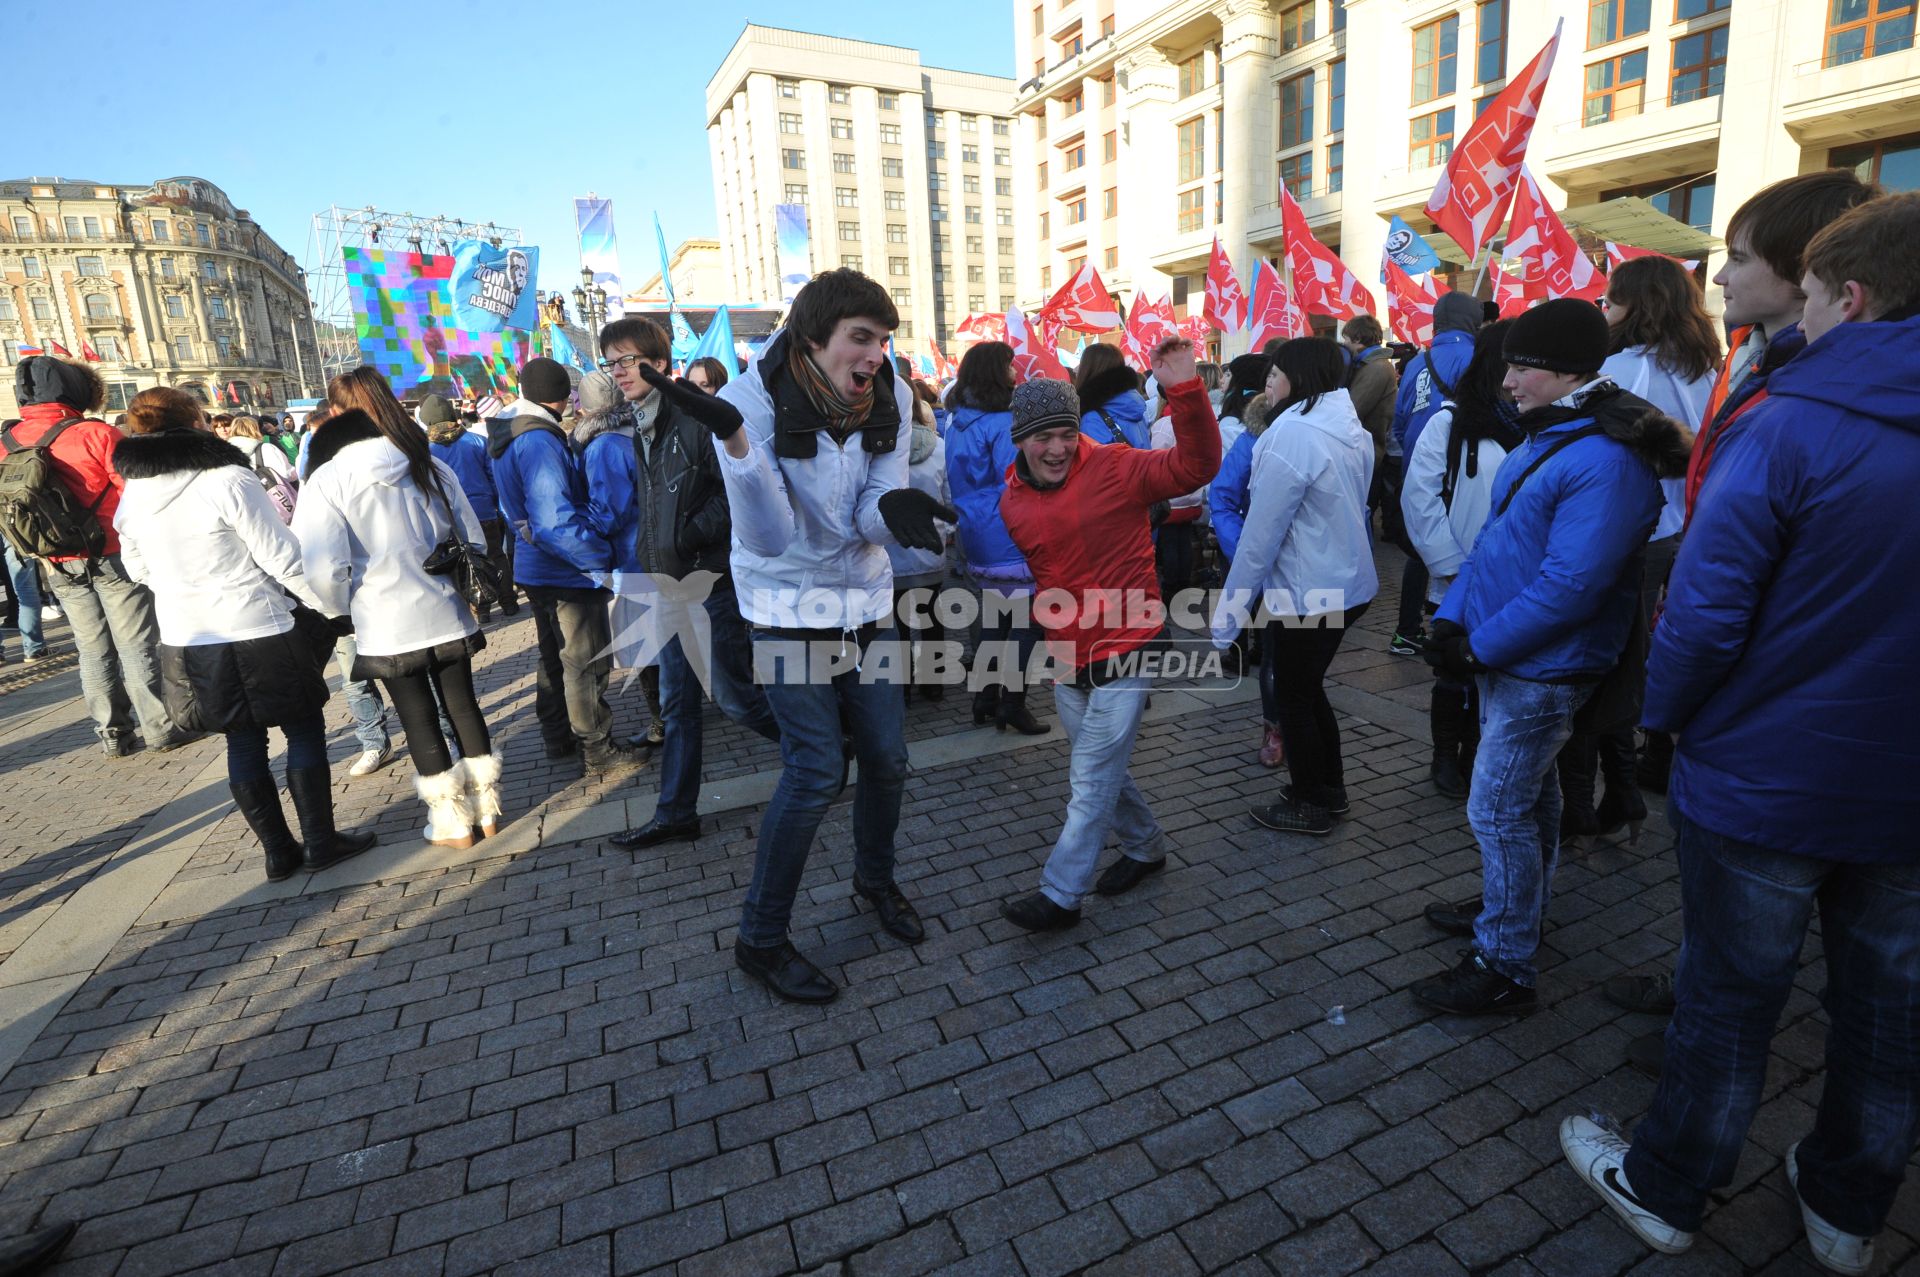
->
[[706, 25, 1019, 346], [1015, 0, 1920, 353], [0, 175, 317, 417]]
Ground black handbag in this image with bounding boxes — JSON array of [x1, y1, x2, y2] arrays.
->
[[421, 485, 506, 612]]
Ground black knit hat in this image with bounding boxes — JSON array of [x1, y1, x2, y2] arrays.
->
[[417, 393, 456, 427], [1502, 298, 1610, 375], [518, 358, 572, 407]]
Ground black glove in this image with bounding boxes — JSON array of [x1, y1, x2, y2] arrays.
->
[[326, 614, 356, 637], [639, 363, 744, 441], [1424, 628, 1484, 678], [878, 488, 958, 553]]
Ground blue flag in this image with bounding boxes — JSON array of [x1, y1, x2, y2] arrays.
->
[[654, 214, 675, 307], [690, 306, 735, 366], [449, 240, 540, 332], [1382, 215, 1443, 280], [550, 324, 591, 373], [669, 308, 697, 363]]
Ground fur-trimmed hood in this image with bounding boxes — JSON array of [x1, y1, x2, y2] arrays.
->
[[14, 355, 104, 413], [112, 428, 248, 480], [305, 409, 382, 476], [1076, 364, 1140, 418], [1584, 386, 1694, 478]]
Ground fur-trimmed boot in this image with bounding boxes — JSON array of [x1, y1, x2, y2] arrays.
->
[[462, 753, 504, 839], [417, 763, 477, 849]]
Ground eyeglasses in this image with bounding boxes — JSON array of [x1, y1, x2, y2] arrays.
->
[[598, 353, 646, 371]]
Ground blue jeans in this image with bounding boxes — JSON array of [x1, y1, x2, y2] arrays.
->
[[653, 583, 779, 824], [738, 628, 910, 947], [332, 636, 389, 754], [1040, 675, 1163, 909], [1624, 810, 1920, 1236], [45, 553, 173, 743], [4, 545, 45, 658], [225, 713, 330, 785], [1468, 672, 1591, 985]]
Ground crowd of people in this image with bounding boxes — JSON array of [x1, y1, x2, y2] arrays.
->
[[2, 173, 1917, 1271]]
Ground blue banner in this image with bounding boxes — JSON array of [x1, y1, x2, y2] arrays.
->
[[1382, 215, 1443, 279], [690, 306, 735, 365], [450, 240, 540, 332], [670, 308, 697, 363], [574, 198, 624, 318], [775, 205, 810, 306]]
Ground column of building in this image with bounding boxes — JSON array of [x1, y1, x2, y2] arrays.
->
[[1116, 46, 1177, 314], [1215, 0, 1278, 358]]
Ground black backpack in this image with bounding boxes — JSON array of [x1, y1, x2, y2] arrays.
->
[[0, 419, 108, 561]]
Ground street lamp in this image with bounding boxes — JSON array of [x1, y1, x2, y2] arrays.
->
[[574, 265, 609, 362]]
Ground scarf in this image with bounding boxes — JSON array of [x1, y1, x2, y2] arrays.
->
[[789, 347, 875, 444]]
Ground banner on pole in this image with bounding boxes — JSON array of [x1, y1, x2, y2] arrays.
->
[[574, 198, 624, 318], [774, 205, 811, 306], [449, 240, 539, 333]]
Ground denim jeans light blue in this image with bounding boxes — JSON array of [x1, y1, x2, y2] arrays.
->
[[653, 583, 779, 824], [331, 635, 390, 754], [5, 545, 45, 658], [1467, 672, 1591, 986], [1624, 809, 1920, 1237], [1039, 675, 1163, 910], [45, 553, 172, 744], [738, 628, 911, 947]]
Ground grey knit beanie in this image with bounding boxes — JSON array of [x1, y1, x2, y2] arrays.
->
[[1009, 378, 1081, 443]]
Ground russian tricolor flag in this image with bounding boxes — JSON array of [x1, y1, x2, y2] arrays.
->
[[16, 344, 45, 357]]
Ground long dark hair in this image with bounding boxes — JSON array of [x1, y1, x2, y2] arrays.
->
[[1444, 319, 1524, 504], [1269, 337, 1347, 415], [1606, 256, 1722, 381], [1072, 341, 1127, 395], [327, 365, 448, 504], [1219, 354, 1268, 423], [946, 341, 1015, 412]]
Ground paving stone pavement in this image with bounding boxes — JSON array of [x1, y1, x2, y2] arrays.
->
[[0, 547, 1913, 1276]]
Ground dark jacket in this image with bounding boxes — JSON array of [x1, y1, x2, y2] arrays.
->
[[1077, 365, 1151, 448], [487, 402, 609, 590], [1650, 312, 1920, 862], [1436, 386, 1689, 680], [631, 394, 732, 579], [1345, 346, 1399, 463]]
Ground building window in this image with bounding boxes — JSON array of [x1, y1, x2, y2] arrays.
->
[[1177, 53, 1205, 98], [965, 205, 983, 224], [1101, 77, 1116, 106], [997, 207, 1014, 226], [1333, 0, 1348, 30], [1279, 71, 1315, 148], [23, 256, 40, 278], [97, 337, 123, 361], [1330, 59, 1346, 132], [929, 171, 947, 190], [76, 255, 106, 276], [783, 148, 806, 169], [1060, 33, 1084, 59], [31, 297, 54, 322], [880, 123, 902, 144], [1101, 14, 1116, 38], [785, 183, 809, 203], [1177, 188, 1205, 233], [1588, 0, 1652, 47], [151, 220, 169, 242], [1825, 0, 1916, 65], [931, 204, 949, 222], [890, 256, 910, 277], [1039, 161, 1049, 189], [1066, 144, 1086, 171], [969, 293, 986, 311], [196, 223, 210, 246], [1103, 131, 1117, 162], [1328, 141, 1344, 193], [842, 254, 863, 271], [879, 92, 898, 110], [1410, 107, 1456, 168], [1040, 212, 1050, 238], [165, 294, 185, 318], [967, 235, 983, 253], [202, 259, 216, 280], [886, 191, 907, 210], [778, 78, 798, 97], [963, 145, 979, 164], [1584, 50, 1648, 124], [839, 221, 861, 242], [1478, 0, 1509, 84], [1035, 111, 1047, 140], [1832, 130, 1920, 190], [1032, 3, 1043, 33], [831, 118, 854, 139], [1413, 16, 1460, 104], [834, 153, 857, 174], [209, 295, 228, 320], [836, 187, 859, 207], [9, 215, 29, 237], [779, 112, 802, 134], [84, 292, 114, 321], [215, 335, 232, 360], [829, 84, 850, 104], [1000, 294, 1015, 310], [1280, 0, 1315, 51], [0, 297, 12, 320], [927, 111, 942, 131], [993, 119, 1010, 136], [1177, 118, 1206, 183], [995, 147, 1011, 167], [1000, 265, 1016, 284], [1602, 173, 1717, 230], [884, 224, 908, 245], [1670, 24, 1729, 103], [1041, 267, 1052, 291], [1104, 187, 1118, 218], [1065, 91, 1084, 117], [929, 140, 946, 159], [174, 335, 193, 361], [1103, 247, 1118, 271], [967, 265, 984, 283], [1676, 0, 1728, 14], [884, 158, 905, 178], [995, 176, 1013, 197], [1067, 198, 1087, 225], [962, 114, 978, 132], [891, 288, 910, 305], [63, 216, 81, 237], [964, 174, 982, 194], [1280, 153, 1315, 200]]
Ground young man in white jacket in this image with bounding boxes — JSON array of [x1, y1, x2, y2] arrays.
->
[[641, 269, 955, 1004]]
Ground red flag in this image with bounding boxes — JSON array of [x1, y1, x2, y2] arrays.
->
[[1505, 166, 1605, 302], [1006, 307, 1069, 383], [956, 312, 1008, 343], [1246, 259, 1307, 350], [1179, 314, 1213, 347], [80, 341, 101, 363], [1491, 258, 1532, 319], [226, 380, 243, 405], [927, 338, 954, 381], [1382, 258, 1451, 346], [1605, 241, 1700, 273], [1425, 19, 1562, 260], [1121, 293, 1181, 371], [49, 341, 72, 357], [1038, 262, 1121, 334], [1281, 188, 1376, 320], [1202, 236, 1248, 333]]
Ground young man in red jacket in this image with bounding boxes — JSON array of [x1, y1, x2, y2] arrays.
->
[[4, 357, 186, 755], [997, 337, 1222, 931]]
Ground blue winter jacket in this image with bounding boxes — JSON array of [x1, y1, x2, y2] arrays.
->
[[429, 431, 499, 522], [487, 404, 610, 590], [1080, 389, 1152, 448], [1436, 391, 1679, 680], [1648, 313, 1920, 862], [1209, 430, 1256, 562], [944, 404, 1032, 585], [1392, 330, 1475, 456], [579, 422, 641, 572]]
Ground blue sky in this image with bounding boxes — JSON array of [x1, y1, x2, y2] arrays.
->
[[12, 0, 1013, 301]]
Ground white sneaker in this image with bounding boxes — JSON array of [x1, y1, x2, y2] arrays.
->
[[1559, 1115, 1695, 1255], [1787, 1143, 1875, 1275], [347, 745, 392, 778]]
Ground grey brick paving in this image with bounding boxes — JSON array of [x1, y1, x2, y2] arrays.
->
[[3, 546, 1918, 1274]]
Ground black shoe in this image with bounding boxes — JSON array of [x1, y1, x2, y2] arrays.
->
[[230, 778, 303, 882], [1411, 950, 1538, 1016], [1281, 782, 1349, 816], [972, 685, 1003, 726], [1095, 856, 1165, 896], [1431, 753, 1468, 799], [1424, 896, 1481, 937], [996, 693, 1049, 736], [148, 730, 207, 754], [583, 736, 648, 773], [1593, 786, 1648, 846], [1626, 1029, 1665, 1078], [610, 815, 701, 850], [735, 939, 837, 1003], [1000, 892, 1081, 933], [285, 764, 378, 873], [1389, 630, 1426, 656], [855, 880, 925, 943], [544, 737, 580, 760], [1251, 796, 1334, 835], [1604, 972, 1676, 1016]]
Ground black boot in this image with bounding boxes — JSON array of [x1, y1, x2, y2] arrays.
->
[[996, 690, 1049, 736], [1557, 735, 1601, 841], [285, 765, 377, 872], [1429, 684, 1468, 799], [1636, 729, 1673, 794], [230, 778, 303, 882], [1593, 731, 1648, 844], [972, 683, 1002, 726], [584, 735, 648, 773]]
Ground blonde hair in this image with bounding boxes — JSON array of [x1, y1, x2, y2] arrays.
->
[[229, 414, 263, 440]]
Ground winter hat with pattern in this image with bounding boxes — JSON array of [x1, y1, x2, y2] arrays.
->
[[1009, 378, 1081, 443]]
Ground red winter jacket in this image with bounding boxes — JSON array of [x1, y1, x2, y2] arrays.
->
[[1000, 377, 1221, 674], [3, 402, 126, 559]]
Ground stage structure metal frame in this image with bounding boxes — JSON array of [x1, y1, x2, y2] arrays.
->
[[303, 205, 525, 385]]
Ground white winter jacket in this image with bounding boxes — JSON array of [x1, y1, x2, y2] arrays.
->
[[1400, 405, 1511, 605], [292, 437, 485, 658], [1600, 345, 1713, 542], [117, 463, 325, 647], [713, 336, 912, 629], [230, 434, 293, 480], [1211, 388, 1378, 643], [886, 430, 951, 585]]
